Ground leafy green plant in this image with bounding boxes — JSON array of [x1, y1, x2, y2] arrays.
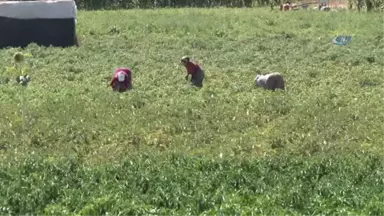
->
[[0, 7, 383, 215]]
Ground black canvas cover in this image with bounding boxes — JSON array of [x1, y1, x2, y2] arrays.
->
[[0, 0, 78, 49]]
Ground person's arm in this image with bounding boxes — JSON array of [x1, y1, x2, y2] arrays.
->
[[184, 67, 190, 80], [110, 77, 117, 86], [127, 72, 132, 83], [124, 75, 132, 87]]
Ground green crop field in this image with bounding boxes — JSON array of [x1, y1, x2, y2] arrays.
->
[[0, 8, 383, 215]]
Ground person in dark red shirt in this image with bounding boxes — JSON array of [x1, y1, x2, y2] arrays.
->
[[110, 67, 132, 92], [181, 56, 205, 87]]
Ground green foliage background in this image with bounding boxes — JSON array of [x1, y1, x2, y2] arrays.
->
[[0, 8, 383, 215]]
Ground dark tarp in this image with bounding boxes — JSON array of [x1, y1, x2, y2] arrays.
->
[[0, 16, 78, 49]]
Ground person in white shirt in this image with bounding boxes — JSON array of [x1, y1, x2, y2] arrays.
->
[[255, 72, 285, 91]]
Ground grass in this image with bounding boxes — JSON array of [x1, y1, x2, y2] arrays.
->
[[0, 8, 383, 215]]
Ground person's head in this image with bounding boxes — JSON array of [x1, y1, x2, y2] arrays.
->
[[255, 74, 263, 86], [117, 71, 126, 82], [181, 56, 190, 66]]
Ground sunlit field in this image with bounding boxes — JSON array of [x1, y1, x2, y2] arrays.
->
[[0, 8, 383, 215]]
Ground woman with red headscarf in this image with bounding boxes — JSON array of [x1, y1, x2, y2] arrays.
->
[[110, 67, 133, 92]]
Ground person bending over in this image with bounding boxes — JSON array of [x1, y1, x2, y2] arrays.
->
[[181, 56, 205, 88], [110, 67, 132, 92]]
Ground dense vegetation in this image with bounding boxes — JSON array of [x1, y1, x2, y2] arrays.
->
[[0, 8, 383, 215], [75, 0, 383, 11], [77, 0, 267, 10], [1, 152, 383, 215]]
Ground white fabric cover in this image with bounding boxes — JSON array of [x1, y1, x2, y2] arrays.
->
[[255, 74, 268, 87], [0, 0, 77, 19], [117, 71, 126, 82]]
